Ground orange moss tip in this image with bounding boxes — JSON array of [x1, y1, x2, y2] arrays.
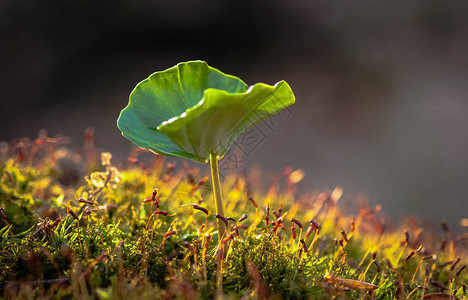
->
[[422, 254, 437, 261], [455, 265, 466, 277], [405, 250, 416, 263], [182, 203, 209, 215], [450, 258, 461, 271], [163, 230, 177, 240], [338, 238, 344, 248], [143, 197, 159, 203], [215, 214, 228, 227], [305, 219, 320, 238], [247, 195, 258, 208], [291, 218, 303, 229], [78, 197, 94, 205], [341, 230, 349, 243], [152, 210, 174, 217], [300, 239, 308, 252], [373, 261, 381, 273], [238, 214, 248, 223], [222, 233, 238, 244], [405, 231, 410, 244], [193, 204, 209, 215], [0, 206, 6, 221], [68, 209, 78, 220], [430, 280, 448, 291]]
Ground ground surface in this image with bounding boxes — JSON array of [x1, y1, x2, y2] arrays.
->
[[0, 135, 466, 299]]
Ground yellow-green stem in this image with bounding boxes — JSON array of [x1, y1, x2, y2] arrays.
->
[[210, 152, 226, 238]]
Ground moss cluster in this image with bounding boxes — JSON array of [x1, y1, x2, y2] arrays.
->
[[0, 136, 466, 299]]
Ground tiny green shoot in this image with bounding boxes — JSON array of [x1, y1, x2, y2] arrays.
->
[[117, 60, 295, 237]]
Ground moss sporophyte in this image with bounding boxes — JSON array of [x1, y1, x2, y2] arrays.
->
[[117, 60, 295, 238]]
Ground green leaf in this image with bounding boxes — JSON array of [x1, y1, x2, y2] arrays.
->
[[117, 60, 295, 163]]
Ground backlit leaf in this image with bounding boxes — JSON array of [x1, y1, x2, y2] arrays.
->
[[117, 61, 295, 162]]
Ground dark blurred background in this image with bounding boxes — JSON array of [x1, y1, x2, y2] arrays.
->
[[1, 1, 467, 228]]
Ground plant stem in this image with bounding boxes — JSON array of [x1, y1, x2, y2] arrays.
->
[[210, 152, 226, 238]]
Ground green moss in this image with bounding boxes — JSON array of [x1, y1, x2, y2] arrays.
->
[[0, 150, 466, 299]]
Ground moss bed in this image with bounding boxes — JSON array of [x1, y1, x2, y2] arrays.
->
[[0, 133, 466, 299]]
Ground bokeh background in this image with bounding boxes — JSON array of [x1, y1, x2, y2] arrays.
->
[[1, 1, 467, 229]]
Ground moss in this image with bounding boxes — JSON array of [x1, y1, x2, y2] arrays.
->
[[0, 147, 466, 299]]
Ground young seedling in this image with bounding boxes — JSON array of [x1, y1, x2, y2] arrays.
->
[[117, 60, 295, 238]]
